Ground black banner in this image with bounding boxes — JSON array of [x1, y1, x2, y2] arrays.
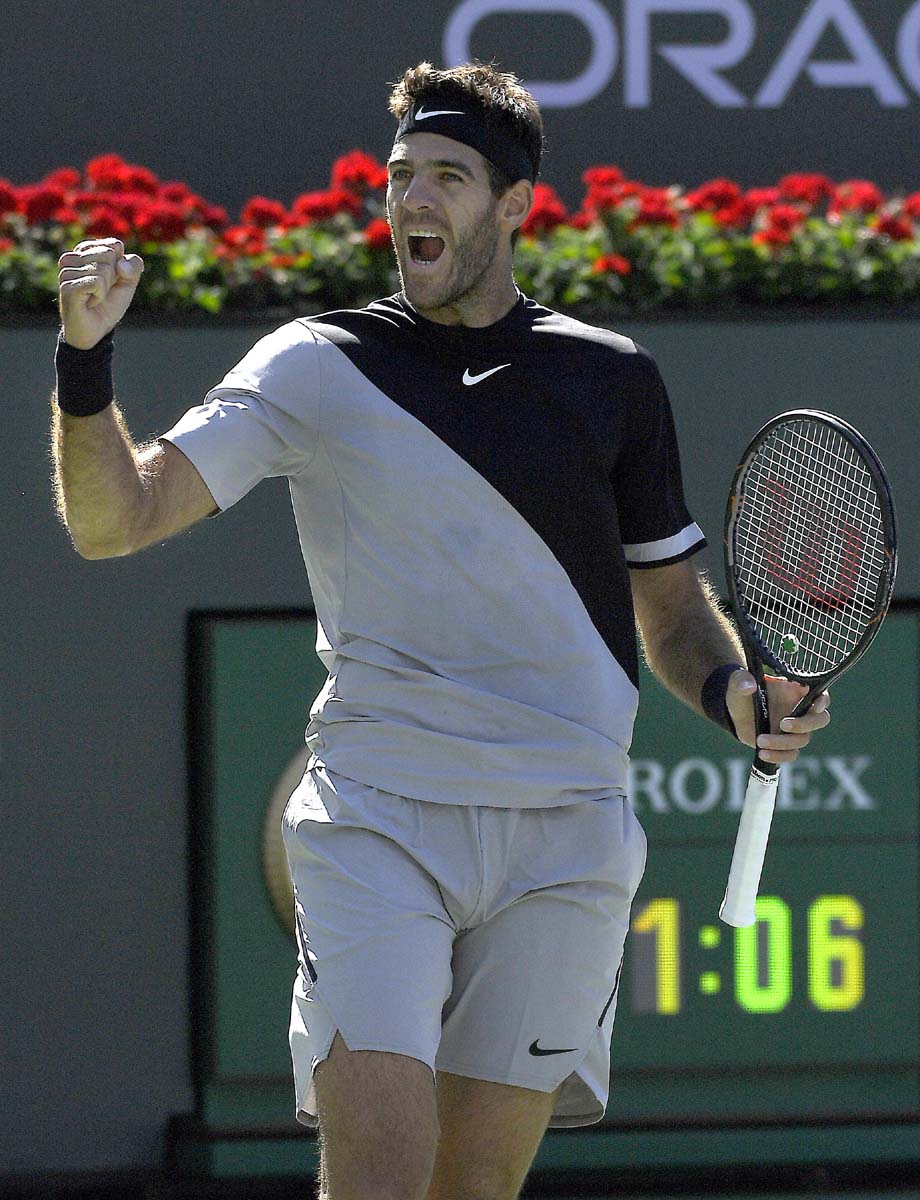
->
[[6, 1, 920, 217]]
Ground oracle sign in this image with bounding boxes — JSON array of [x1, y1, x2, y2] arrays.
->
[[444, 0, 920, 108]]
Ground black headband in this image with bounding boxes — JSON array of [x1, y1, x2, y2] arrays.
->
[[394, 101, 536, 184]]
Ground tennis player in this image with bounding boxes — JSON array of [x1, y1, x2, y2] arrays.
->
[[52, 61, 830, 1200]]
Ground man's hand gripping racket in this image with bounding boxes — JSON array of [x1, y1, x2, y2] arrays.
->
[[719, 410, 897, 927]]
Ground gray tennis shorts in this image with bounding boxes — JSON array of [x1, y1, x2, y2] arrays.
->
[[281, 764, 647, 1128]]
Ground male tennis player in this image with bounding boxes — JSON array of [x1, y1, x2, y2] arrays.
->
[[52, 62, 830, 1200]]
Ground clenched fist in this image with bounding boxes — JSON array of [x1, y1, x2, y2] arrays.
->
[[58, 238, 145, 350]]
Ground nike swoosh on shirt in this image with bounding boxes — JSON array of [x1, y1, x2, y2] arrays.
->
[[529, 1040, 578, 1057], [462, 364, 511, 386], [416, 105, 466, 120]]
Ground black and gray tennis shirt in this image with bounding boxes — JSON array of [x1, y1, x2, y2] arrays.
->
[[162, 291, 705, 808]]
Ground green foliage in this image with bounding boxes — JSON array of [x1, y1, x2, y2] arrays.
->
[[4, 164, 920, 317], [515, 206, 920, 314]]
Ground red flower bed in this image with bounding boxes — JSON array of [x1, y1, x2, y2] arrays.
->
[[1, 150, 919, 315], [0, 151, 384, 251]]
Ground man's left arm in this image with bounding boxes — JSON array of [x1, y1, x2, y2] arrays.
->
[[629, 559, 830, 764]]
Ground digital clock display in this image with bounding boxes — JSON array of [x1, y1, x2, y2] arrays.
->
[[600, 608, 920, 1125], [189, 606, 920, 1148], [617, 841, 917, 1076], [631, 893, 866, 1018]]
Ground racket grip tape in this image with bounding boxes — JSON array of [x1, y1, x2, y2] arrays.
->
[[719, 764, 780, 927]]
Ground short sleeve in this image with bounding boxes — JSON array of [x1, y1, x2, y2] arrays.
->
[[159, 319, 321, 512], [613, 346, 706, 567]]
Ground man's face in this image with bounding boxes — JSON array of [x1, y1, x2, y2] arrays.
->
[[386, 132, 505, 321]]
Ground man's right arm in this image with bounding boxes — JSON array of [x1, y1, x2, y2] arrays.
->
[[52, 404, 218, 558], [53, 237, 218, 559]]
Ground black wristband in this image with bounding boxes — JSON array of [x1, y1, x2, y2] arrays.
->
[[701, 663, 745, 738], [54, 329, 115, 417]]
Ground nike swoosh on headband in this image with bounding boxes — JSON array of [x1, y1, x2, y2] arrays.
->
[[415, 105, 466, 120], [462, 364, 511, 386]]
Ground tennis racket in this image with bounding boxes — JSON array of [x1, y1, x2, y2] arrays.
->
[[719, 410, 897, 928]]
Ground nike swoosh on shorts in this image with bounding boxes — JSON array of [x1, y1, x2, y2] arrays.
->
[[529, 1039, 578, 1056]]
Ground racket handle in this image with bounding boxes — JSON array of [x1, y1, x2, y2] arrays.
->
[[719, 759, 780, 927]]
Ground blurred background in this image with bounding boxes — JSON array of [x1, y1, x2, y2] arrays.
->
[[3, 1, 919, 1196]]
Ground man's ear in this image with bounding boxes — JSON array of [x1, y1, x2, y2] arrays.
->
[[500, 179, 534, 233]]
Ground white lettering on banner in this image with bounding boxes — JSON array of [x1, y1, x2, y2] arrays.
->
[[756, 0, 909, 107], [776, 756, 821, 810], [625, 0, 754, 108], [444, 0, 619, 107], [670, 757, 722, 812], [824, 756, 876, 810], [442, 0, 920, 108], [628, 755, 875, 814], [630, 759, 669, 812], [897, 3, 920, 92]]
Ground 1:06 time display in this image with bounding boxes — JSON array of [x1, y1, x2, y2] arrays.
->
[[630, 895, 864, 1015]]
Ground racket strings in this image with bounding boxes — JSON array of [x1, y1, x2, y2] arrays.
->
[[733, 420, 887, 677], [738, 426, 883, 670], [766, 425, 881, 600], [740, 466, 880, 668]]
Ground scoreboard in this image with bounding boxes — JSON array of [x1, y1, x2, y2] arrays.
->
[[184, 605, 920, 1177], [610, 603, 919, 1131]]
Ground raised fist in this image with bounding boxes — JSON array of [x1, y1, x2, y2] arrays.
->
[[58, 239, 145, 350]]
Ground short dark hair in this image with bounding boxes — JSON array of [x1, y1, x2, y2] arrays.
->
[[388, 60, 544, 196]]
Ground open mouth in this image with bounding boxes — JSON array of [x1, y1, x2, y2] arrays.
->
[[408, 232, 446, 265]]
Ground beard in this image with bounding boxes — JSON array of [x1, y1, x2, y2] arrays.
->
[[393, 196, 502, 316]]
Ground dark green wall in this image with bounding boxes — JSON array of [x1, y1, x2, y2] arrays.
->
[[2, 316, 916, 1174]]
